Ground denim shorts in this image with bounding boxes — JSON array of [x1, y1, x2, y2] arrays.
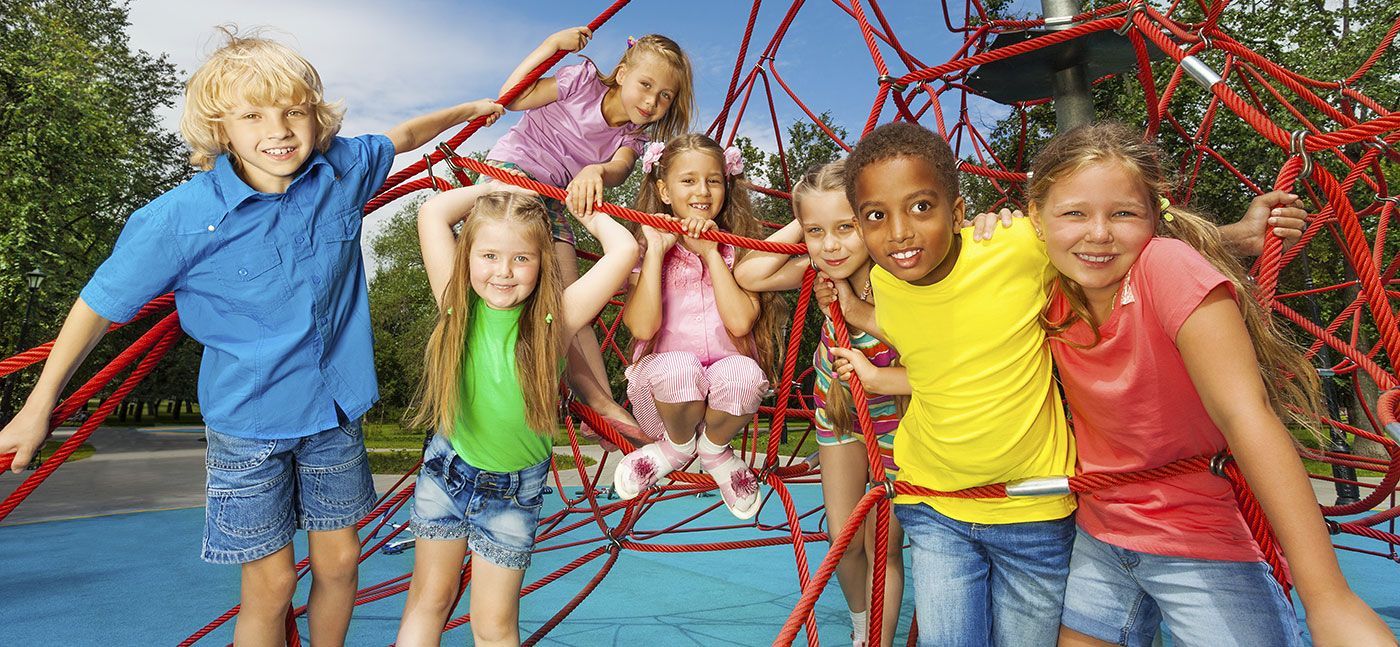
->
[[410, 433, 550, 570], [893, 502, 1075, 647], [202, 420, 375, 564], [1062, 529, 1302, 647], [484, 160, 575, 246]]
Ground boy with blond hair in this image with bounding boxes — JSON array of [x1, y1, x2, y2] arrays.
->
[[0, 28, 502, 644]]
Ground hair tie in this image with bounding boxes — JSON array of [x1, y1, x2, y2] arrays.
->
[[545, 313, 554, 324], [626, 35, 637, 49], [446, 307, 454, 316], [1158, 196, 1175, 222], [723, 146, 745, 177], [641, 141, 666, 173]]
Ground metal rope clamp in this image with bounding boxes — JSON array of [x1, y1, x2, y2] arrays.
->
[[1005, 475, 1072, 497], [878, 73, 909, 93], [423, 153, 442, 193], [878, 478, 897, 500], [1209, 450, 1234, 478], [436, 142, 471, 181], [1289, 129, 1314, 180], [1113, 1, 1147, 35]]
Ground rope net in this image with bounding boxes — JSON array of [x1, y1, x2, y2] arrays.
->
[[2, 1, 1399, 644]]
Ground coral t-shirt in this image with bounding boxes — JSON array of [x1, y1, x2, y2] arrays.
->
[[1048, 237, 1263, 562]]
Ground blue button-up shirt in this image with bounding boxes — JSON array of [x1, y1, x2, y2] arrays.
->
[[81, 135, 395, 439]]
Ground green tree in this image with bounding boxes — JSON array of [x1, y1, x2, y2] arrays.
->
[[0, 0, 193, 411]]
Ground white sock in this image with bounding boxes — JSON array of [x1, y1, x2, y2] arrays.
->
[[851, 609, 868, 639], [666, 434, 697, 456], [697, 433, 728, 456]]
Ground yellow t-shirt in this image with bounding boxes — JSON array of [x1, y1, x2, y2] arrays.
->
[[872, 218, 1075, 524]]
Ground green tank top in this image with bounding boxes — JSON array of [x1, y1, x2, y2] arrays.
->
[[448, 299, 552, 472]]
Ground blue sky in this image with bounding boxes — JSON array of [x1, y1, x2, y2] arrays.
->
[[124, 0, 1043, 251]]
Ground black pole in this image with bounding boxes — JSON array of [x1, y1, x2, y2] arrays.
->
[[1300, 253, 1360, 505]]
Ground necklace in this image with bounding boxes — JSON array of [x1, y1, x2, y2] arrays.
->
[[859, 278, 872, 302]]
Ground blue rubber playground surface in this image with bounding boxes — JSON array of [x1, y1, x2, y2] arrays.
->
[[2, 483, 1397, 645]]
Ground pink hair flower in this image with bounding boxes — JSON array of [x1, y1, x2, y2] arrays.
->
[[641, 141, 666, 173], [723, 146, 745, 176]]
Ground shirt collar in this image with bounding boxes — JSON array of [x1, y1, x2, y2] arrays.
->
[[209, 150, 331, 225]]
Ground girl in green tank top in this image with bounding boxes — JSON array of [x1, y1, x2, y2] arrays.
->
[[396, 184, 638, 645]]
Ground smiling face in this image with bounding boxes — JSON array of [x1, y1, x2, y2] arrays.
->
[[614, 53, 680, 127], [1030, 160, 1157, 311], [468, 221, 543, 310], [656, 149, 727, 221], [853, 155, 965, 286], [219, 100, 318, 193], [797, 189, 870, 281]]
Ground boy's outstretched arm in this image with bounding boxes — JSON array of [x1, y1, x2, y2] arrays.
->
[[501, 26, 593, 111], [0, 299, 111, 472], [385, 99, 504, 154]]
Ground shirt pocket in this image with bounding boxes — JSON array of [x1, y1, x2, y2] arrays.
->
[[217, 247, 292, 316]]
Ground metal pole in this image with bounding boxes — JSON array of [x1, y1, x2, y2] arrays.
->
[[1041, 0, 1095, 131], [1299, 253, 1360, 505]]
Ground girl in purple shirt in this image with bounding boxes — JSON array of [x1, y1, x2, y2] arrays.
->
[[612, 134, 781, 520], [487, 28, 695, 445]]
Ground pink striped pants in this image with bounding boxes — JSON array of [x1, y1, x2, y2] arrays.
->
[[625, 351, 770, 441]]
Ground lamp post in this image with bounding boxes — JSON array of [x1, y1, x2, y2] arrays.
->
[[0, 268, 47, 423]]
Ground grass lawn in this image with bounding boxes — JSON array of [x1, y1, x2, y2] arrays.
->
[[78, 399, 204, 427], [35, 440, 96, 466], [1291, 426, 1386, 478]]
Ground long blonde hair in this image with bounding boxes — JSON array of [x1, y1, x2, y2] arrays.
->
[[411, 192, 563, 436], [633, 133, 784, 381], [1028, 122, 1322, 432], [793, 159, 906, 436], [182, 26, 343, 170], [595, 34, 693, 144]]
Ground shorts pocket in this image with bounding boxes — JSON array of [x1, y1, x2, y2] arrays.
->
[[205, 430, 277, 471], [308, 455, 373, 511], [209, 472, 294, 539]]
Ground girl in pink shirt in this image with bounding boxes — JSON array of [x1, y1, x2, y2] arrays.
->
[[612, 133, 780, 520], [487, 28, 695, 444], [1026, 123, 1390, 647]]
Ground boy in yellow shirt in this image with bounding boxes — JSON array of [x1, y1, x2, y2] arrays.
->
[[830, 122, 1075, 646]]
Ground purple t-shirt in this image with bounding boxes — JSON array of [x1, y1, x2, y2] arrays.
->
[[486, 60, 648, 188]]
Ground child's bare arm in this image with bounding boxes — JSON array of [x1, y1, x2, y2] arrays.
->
[[500, 27, 593, 111], [831, 347, 910, 396], [1179, 287, 1394, 646], [622, 225, 675, 341], [0, 300, 110, 472], [566, 147, 640, 218], [417, 184, 507, 305], [734, 219, 807, 292], [386, 99, 504, 154], [559, 213, 639, 339], [814, 272, 885, 342]]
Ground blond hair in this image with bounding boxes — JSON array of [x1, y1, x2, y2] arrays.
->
[[633, 133, 785, 381], [411, 192, 563, 436], [1027, 122, 1322, 435], [181, 26, 344, 170], [596, 34, 693, 144]]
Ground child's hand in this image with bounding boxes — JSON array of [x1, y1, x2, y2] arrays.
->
[[1238, 191, 1308, 254], [466, 99, 505, 127], [963, 207, 1021, 241], [548, 26, 593, 53], [1304, 591, 1396, 646], [814, 271, 856, 312], [566, 164, 606, 219], [677, 216, 717, 238], [641, 221, 680, 254], [0, 402, 52, 473], [679, 229, 719, 257], [830, 347, 878, 387]]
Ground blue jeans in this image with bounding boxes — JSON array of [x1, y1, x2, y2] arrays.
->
[[202, 420, 375, 564], [410, 433, 550, 570], [1061, 529, 1302, 647], [894, 502, 1074, 646]]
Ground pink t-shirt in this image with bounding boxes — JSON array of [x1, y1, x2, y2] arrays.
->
[[634, 244, 746, 366], [486, 60, 648, 188], [1048, 237, 1263, 562]]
